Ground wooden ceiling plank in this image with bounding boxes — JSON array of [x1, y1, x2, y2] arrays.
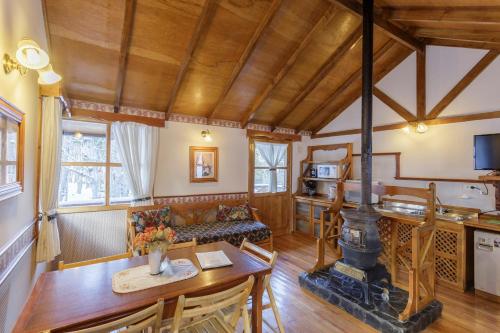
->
[[373, 87, 416, 122], [416, 48, 426, 121], [165, 0, 217, 117], [416, 28, 500, 44], [296, 40, 395, 133], [239, 5, 338, 128], [312, 46, 412, 133], [206, 0, 283, 120], [423, 37, 500, 51], [327, 0, 425, 53], [113, 0, 137, 113], [271, 25, 363, 129], [427, 50, 499, 119], [387, 6, 500, 25]]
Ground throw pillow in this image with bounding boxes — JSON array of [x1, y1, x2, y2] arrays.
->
[[216, 204, 253, 222], [133, 206, 172, 233]]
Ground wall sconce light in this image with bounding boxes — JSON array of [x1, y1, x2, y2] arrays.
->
[[201, 129, 212, 142], [401, 125, 411, 134], [415, 122, 428, 134], [3, 54, 28, 75], [38, 64, 62, 85]]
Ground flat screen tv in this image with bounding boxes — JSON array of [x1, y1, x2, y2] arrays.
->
[[474, 134, 500, 170]]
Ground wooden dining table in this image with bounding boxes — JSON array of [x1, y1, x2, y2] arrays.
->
[[13, 241, 272, 333]]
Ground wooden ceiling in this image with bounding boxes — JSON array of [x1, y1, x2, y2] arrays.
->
[[43, 0, 500, 133]]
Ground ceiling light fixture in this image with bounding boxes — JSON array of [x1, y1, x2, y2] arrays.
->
[[37, 64, 62, 85], [415, 122, 428, 134], [201, 130, 212, 142]]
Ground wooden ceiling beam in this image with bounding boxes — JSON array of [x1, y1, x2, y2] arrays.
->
[[415, 28, 500, 43], [427, 50, 498, 119], [416, 48, 426, 121], [206, 0, 283, 120], [312, 110, 500, 139], [295, 40, 394, 133], [387, 6, 500, 25], [422, 37, 500, 51], [328, 0, 425, 53], [311, 46, 412, 133], [113, 0, 137, 113], [239, 5, 338, 128], [373, 87, 416, 122], [271, 25, 363, 129], [165, 0, 217, 117]]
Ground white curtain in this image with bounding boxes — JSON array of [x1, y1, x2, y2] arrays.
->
[[256, 142, 287, 193], [36, 97, 62, 262], [111, 122, 159, 206]]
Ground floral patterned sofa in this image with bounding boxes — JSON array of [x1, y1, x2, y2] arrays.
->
[[127, 202, 273, 254]]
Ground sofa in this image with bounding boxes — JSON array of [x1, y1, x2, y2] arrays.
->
[[127, 202, 273, 254]]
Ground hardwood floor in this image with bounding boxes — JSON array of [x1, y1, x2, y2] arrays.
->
[[259, 233, 500, 333]]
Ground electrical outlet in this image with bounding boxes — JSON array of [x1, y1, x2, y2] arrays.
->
[[465, 185, 475, 191]]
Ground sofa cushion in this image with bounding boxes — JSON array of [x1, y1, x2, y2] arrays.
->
[[216, 204, 253, 223], [174, 220, 271, 247], [132, 207, 171, 234]]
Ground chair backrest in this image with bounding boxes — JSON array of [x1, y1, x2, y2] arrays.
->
[[240, 238, 278, 268], [58, 250, 133, 271], [171, 276, 254, 333], [69, 299, 164, 333], [168, 238, 197, 250]]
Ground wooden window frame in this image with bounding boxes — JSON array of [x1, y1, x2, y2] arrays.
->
[[0, 97, 25, 202], [57, 118, 129, 213], [249, 138, 291, 198]]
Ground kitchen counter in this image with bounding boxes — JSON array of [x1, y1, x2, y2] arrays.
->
[[465, 213, 500, 233]]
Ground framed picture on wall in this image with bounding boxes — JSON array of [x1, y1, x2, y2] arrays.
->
[[189, 146, 218, 183]]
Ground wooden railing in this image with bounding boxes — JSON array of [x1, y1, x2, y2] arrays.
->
[[312, 181, 437, 321]]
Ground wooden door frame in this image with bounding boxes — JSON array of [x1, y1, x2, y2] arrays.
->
[[248, 137, 293, 233]]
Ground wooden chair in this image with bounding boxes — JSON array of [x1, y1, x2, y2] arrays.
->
[[58, 250, 133, 270], [169, 276, 254, 333], [68, 299, 164, 333], [239, 238, 284, 333], [168, 238, 197, 250]]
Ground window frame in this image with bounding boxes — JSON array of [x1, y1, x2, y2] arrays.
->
[[57, 118, 130, 213], [249, 138, 291, 197], [0, 97, 25, 203]]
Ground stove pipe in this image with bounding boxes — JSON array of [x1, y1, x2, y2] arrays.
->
[[338, 0, 382, 270]]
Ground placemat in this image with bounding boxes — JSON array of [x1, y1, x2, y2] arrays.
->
[[112, 259, 198, 293]]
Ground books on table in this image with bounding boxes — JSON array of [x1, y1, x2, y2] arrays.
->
[[195, 250, 233, 270]]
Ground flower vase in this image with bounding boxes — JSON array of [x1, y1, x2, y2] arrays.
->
[[148, 249, 163, 275]]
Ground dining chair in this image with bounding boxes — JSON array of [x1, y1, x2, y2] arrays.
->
[[168, 275, 254, 333], [239, 238, 284, 333], [67, 298, 164, 333], [168, 238, 197, 250], [58, 250, 133, 270]]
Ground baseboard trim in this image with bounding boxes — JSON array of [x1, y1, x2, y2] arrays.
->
[[0, 220, 37, 286]]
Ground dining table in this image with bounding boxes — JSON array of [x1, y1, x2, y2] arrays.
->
[[13, 241, 272, 333]]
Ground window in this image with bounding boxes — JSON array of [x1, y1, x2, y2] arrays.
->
[[59, 120, 132, 207], [0, 98, 24, 202], [253, 141, 288, 194]]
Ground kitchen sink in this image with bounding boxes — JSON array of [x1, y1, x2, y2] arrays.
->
[[377, 201, 477, 222]]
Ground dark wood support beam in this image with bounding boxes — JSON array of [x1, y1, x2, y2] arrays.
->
[[271, 26, 363, 129], [206, 0, 283, 120], [165, 0, 217, 117], [427, 50, 498, 119], [328, 0, 425, 53], [113, 0, 137, 113], [312, 110, 500, 139], [387, 6, 500, 25], [416, 48, 426, 121], [373, 87, 416, 122], [239, 5, 338, 128], [295, 40, 395, 133]]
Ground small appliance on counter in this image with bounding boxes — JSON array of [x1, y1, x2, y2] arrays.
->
[[474, 230, 500, 297], [344, 179, 381, 204], [304, 180, 317, 196], [310, 167, 317, 178]]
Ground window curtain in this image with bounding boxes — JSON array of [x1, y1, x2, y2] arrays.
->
[[36, 96, 62, 262], [256, 142, 287, 193], [111, 122, 159, 206]]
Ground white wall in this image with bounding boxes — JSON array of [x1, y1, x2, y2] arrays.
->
[[0, 0, 49, 331], [309, 46, 500, 212], [154, 122, 249, 196]]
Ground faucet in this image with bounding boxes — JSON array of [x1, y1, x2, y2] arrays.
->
[[436, 197, 449, 214]]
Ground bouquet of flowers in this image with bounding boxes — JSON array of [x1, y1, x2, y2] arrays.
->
[[134, 225, 177, 253]]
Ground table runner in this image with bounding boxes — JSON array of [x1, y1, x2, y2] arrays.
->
[[112, 258, 198, 293]]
